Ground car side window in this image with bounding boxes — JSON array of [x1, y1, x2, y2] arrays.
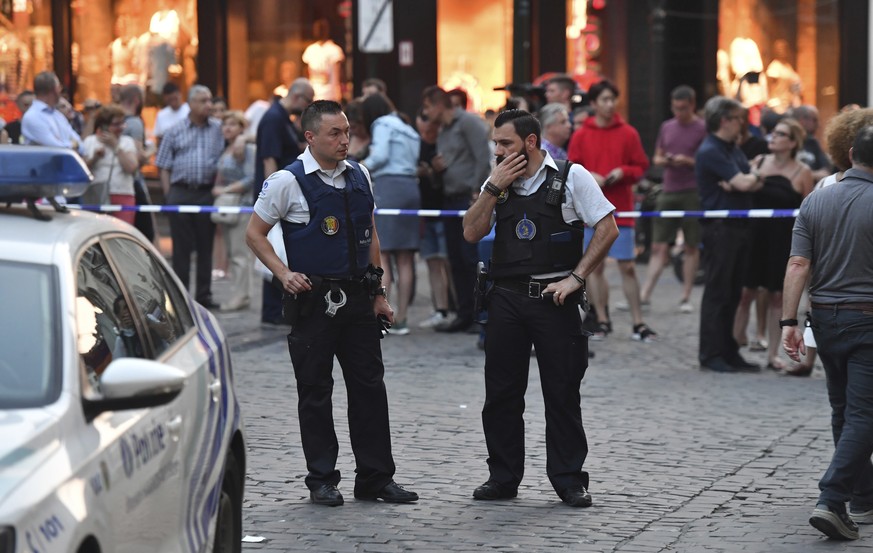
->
[[76, 243, 147, 393], [103, 237, 193, 358]]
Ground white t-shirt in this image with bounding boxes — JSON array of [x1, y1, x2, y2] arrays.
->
[[82, 135, 137, 195], [153, 103, 190, 137], [302, 40, 345, 101], [254, 147, 374, 226]]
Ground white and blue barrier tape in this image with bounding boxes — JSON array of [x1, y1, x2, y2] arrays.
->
[[67, 204, 802, 219]]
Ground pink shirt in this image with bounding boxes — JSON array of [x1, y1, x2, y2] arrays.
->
[[656, 117, 706, 193]]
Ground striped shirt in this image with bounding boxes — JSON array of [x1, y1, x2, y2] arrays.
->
[[155, 117, 224, 186]]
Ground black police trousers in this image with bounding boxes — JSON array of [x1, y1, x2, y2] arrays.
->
[[286, 284, 396, 494], [482, 286, 590, 494]]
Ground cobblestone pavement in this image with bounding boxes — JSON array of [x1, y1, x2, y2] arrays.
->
[[208, 259, 866, 553]]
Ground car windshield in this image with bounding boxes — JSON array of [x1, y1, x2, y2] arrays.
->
[[0, 261, 60, 408]]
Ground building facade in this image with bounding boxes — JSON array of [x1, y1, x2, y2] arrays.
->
[[0, 0, 868, 150]]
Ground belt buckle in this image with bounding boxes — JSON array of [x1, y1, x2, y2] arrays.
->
[[527, 281, 542, 299]]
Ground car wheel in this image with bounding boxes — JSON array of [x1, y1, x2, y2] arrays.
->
[[213, 453, 242, 553]]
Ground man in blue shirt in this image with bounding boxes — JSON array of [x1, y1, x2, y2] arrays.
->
[[255, 78, 314, 325], [21, 72, 83, 154], [695, 97, 763, 373]]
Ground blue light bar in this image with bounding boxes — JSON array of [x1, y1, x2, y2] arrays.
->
[[0, 146, 93, 201]]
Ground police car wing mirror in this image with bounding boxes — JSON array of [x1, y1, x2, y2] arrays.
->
[[0, 146, 93, 220], [85, 358, 185, 416]]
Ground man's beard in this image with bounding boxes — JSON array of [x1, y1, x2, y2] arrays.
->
[[496, 150, 529, 166]]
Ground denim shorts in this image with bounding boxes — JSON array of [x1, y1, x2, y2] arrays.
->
[[583, 225, 635, 261], [420, 220, 448, 260]]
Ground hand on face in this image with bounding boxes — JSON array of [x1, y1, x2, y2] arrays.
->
[[490, 152, 527, 188]]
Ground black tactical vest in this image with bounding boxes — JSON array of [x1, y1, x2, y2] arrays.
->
[[489, 161, 586, 279]]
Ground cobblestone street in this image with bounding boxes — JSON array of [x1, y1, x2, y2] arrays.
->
[[211, 260, 865, 552]]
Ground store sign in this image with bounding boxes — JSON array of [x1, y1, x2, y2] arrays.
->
[[398, 41, 413, 67], [358, 0, 394, 53]]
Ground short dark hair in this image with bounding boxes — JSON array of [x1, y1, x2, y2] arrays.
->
[[703, 95, 742, 133], [448, 88, 468, 109], [588, 79, 619, 103], [118, 83, 143, 105], [161, 82, 180, 96], [301, 100, 344, 134], [422, 86, 451, 108], [361, 93, 395, 130], [494, 109, 541, 148], [851, 125, 873, 167], [363, 78, 387, 94], [547, 74, 576, 93], [670, 85, 696, 103]]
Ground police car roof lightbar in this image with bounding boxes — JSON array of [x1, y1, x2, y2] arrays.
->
[[0, 145, 93, 204]]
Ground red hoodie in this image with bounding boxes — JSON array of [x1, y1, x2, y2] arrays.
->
[[567, 114, 649, 227]]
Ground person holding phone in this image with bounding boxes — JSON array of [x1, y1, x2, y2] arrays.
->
[[82, 105, 138, 223], [566, 80, 656, 343]]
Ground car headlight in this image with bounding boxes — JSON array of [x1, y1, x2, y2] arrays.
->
[[0, 526, 14, 553]]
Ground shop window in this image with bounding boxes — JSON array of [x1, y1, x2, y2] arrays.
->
[[71, 0, 198, 116], [717, 0, 839, 126], [437, 0, 513, 112], [0, 0, 53, 101]]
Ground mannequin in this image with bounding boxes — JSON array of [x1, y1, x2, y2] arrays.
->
[[765, 39, 802, 114], [302, 19, 344, 102]]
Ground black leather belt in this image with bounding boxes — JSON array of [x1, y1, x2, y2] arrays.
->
[[494, 277, 564, 299], [811, 302, 873, 311], [173, 181, 212, 190]]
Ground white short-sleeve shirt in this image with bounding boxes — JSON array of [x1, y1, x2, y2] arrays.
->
[[254, 147, 374, 226]]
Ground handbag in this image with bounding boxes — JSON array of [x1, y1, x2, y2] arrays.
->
[[211, 192, 242, 225]]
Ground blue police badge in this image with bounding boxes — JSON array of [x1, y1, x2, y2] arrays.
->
[[515, 216, 536, 240]]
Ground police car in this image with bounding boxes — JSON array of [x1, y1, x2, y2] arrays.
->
[[0, 147, 245, 553]]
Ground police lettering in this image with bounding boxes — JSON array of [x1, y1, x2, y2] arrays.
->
[[131, 424, 166, 469]]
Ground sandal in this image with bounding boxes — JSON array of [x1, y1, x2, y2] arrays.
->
[[749, 340, 768, 352], [591, 320, 612, 341], [782, 363, 813, 377], [632, 323, 658, 343]]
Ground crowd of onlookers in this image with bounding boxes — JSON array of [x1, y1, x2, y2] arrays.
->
[[10, 69, 870, 369]]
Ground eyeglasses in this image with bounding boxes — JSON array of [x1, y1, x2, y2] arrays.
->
[[771, 130, 791, 138]]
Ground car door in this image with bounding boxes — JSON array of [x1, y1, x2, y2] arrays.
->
[[75, 241, 183, 552], [101, 235, 221, 552]]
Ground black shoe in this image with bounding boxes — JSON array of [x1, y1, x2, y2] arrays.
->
[[310, 484, 344, 506], [199, 299, 220, 311], [809, 503, 859, 540], [355, 481, 419, 503], [560, 486, 593, 508], [726, 355, 761, 372], [435, 317, 474, 333], [700, 357, 739, 373], [472, 480, 518, 500]]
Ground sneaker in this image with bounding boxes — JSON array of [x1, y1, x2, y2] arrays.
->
[[616, 300, 649, 312], [392, 320, 410, 336], [809, 503, 859, 540], [850, 506, 873, 524], [418, 311, 448, 328], [679, 300, 693, 313], [632, 323, 658, 343], [590, 321, 612, 341]]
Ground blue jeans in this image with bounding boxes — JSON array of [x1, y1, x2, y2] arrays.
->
[[812, 306, 873, 511]]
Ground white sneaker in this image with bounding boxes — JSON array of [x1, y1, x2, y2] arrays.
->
[[679, 301, 693, 314], [418, 312, 448, 328], [616, 300, 649, 312]]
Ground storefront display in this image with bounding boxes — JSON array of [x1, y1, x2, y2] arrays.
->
[[72, 0, 198, 105], [717, 0, 839, 123], [0, 0, 52, 97]]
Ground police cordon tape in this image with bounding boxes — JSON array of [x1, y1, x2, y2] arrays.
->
[[66, 204, 802, 219]]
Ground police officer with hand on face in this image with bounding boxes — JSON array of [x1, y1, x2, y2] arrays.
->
[[462, 109, 618, 507], [246, 100, 418, 507]]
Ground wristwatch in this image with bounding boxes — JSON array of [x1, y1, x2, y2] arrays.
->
[[778, 318, 798, 328], [374, 286, 387, 298]]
